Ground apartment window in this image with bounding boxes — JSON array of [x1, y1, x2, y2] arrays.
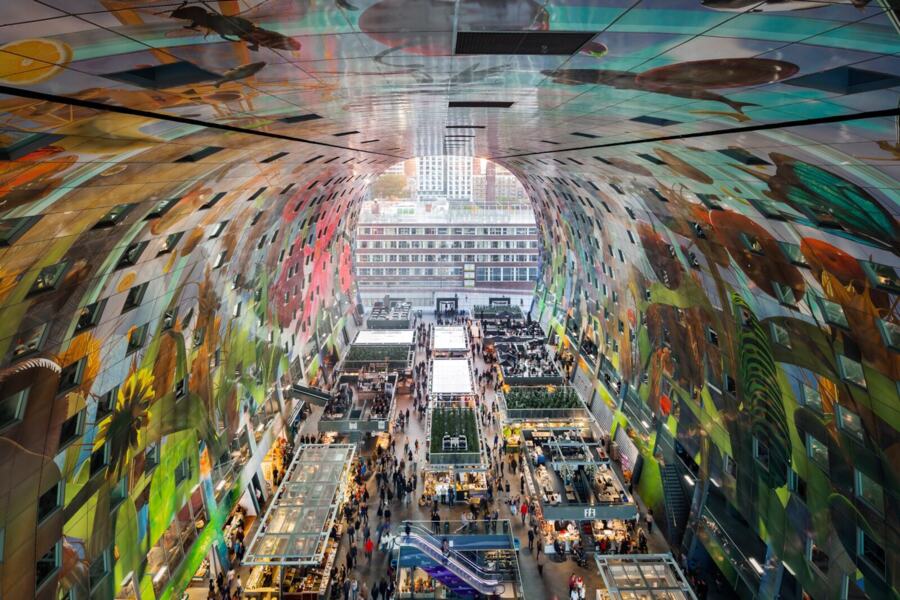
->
[[28, 261, 69, 296], [175, 377, 188, 400], [837, 405, 864, 442], [145, 198, 178, 219], [35, 541, 61, 589], [37, 482, 61, 522], [127, 323, 149, 354], [93, 204, 134, 229], [0, 388, 29, 432], [90, 443, 109, 478], [778, 242, 808, 267], [0, 215, 41, 245], [857, 529, 885, 576], [806, 434, 829, 471], [174, 457, 191, 486], [706, 327, 719, 346], [773, 282, 797, 307], [162, 308, 178, 331], [209, 221, 228, 239], [58, 358, 85, 393], [122, 282, 148, 312], [801, 383, 823, 411], [877, 319, 899, 351], [807, 539, 829, 574], [96, 386, 116, 420], [58, 410, 84, 450], [115, 241, 148, 269], [818, 297, 849, 328], [158, 231, 184, 255], [770, 323, 791, 348], [145, 442, 160, 471], [214, 251, 228, 269], [199, 191, 226, 210], [753, 436, 769, 471], [110, 476, 127, 509], [855, 470, 884, 514], [741, 233, 764, 254], [89, 546, 111, 590], [837, 354, 866, 388]]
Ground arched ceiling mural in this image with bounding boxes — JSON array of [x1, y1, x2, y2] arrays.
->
[[0, 2, 898, 600]]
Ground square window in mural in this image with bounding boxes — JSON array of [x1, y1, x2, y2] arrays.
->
[[817, 297, 849, 329], [878, 319, 900, 352], [37, 482, 61, 522], [92, 204, 134, 229], [90, 443, 109, 478], [773, 282, 798, 308], [855, 470, 884, 515], [127, 323, 149, 354], [861, 261, 899, 293], [837, 406, 865, 442], [145, 198, 178, 220], [35, 541, 60, 590], [806, 434, 829, 471], [58, 358, 85, 393], [58, 410, 84, 450], [801, 383, 824, 412], [28, 261, 69, 296], [122, 283, 148, 313], [837, 355, 867, 388], [778, 242, 809, 267], [9, 323, 49, 359], [0, 215, 41, 246], [0, 388, 29, 432], [96, 386, 116, 420], [89, 546, 110, 590], [116, 241, 148, 270], [770, 323, 791, 348], [807, 539, 829, 574], [76, 299, 106, 333], [158, 231, 184, 255], [858, 529, 886, 576]]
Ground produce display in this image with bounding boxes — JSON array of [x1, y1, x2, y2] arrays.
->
[[504, 386, 581, 410], [345, 344, 410, 362], [429, 407, 480, 455], [474, 305, 524, 320]]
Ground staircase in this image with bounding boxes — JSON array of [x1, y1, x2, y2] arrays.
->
[[661, 463, 690, 551]]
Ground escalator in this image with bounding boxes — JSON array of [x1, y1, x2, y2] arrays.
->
[[395, 524, 506, 596]]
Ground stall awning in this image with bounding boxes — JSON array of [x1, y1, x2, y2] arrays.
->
[[354, 329, 415, 345], [431, 358, 473, 396], [433, 326, 468, 351], [243, 444, 355, 566], [595, 554, 697, 600]]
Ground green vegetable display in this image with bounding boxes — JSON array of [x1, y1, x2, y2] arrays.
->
[[474, 305, 524, 320], [345, 344, 410, 362], [429, 407, 480, 455], [504, 386, 581, 409]]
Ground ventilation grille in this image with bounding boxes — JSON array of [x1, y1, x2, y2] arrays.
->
[[447, 125, 485, 129], [449, 101, 513, 108], [631, 115, 680, 127], [176, 146, 223, 163], [785, 66, 900, 95], [333, 130, 359, 137], [455, 31, 597, 56], [106, 61, 219, 89]]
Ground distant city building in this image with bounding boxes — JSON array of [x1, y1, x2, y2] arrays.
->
[[354, 199, 540, 309], [415, 155, 473, 200]]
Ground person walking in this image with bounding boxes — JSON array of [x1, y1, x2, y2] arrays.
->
[[527, 528, 535, 551], [646, 509, 654, 534], [520, 500, 528, 525]]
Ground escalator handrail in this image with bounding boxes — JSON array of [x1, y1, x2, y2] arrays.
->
[[399, 533, 504, 592], [403, 524, 502, 579]]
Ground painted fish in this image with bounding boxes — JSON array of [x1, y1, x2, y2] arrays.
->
[[214, 62, 266, 87], [701, 0, 869, 11]]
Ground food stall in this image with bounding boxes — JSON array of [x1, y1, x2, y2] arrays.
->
[[517, 425, 638, 557], [243, 444, 356, 599], [367, 299, 413, 329], [319, 371, 397, 438], [595, 554, 698, 600]]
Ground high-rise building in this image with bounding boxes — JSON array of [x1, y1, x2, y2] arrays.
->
[[355, 200, 540, 309], [415, 155, 473, 200]]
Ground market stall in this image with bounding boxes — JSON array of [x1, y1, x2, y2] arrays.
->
[[594, 554, 698, 600], [429, 358, 475, 402], [494, 339, 563, 386], [243, 444, 356, 599], [426, 404, 486, 469], [367, 300, 413, 329], [342, 343, 414, 373], [422, 469, 489, 505], [517, 425, 638, 559], [432, 325, 469, 357], [354, 329, 415, 346], [499, 385, 587, 421], [319, 371, 397, 435]]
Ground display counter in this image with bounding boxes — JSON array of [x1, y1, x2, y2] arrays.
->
[[422, 470, 487, 504], [245, 539, 339, 600]]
